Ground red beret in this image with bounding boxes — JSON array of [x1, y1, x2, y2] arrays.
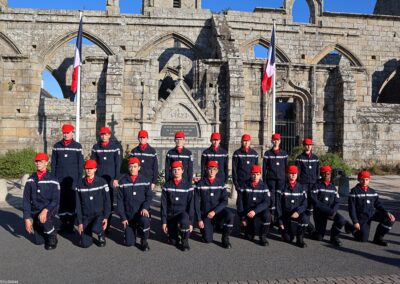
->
[[171, 160, 183, 168], [206, 160, 218, 168], [62, 124, 74, 133], [242, 134, 251, 141], [271, 133, 281, 140], [320, 165, 332, 173], [99, 127, 111, 134], [84, 160, 97, 169], [138, 130, 148, 138], [34, 153, 49, 161], [287, 165, 298, 174], [251, 165, 262, 173], [358, 171, 371, 179], [175, 131, 185, 139], [211, 132, 221, 140], [303, 138, 313, 145], [128, 157, 141, 165]]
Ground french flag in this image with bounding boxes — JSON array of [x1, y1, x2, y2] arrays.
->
[[261, 25, 275, 95], [70, 15, 83, 98]]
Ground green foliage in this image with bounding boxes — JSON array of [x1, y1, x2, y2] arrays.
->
[[288, 146, 303, 165], [289, 147, 352, 176], [0, 148, 38, 178], [319, 152, 352, 176]]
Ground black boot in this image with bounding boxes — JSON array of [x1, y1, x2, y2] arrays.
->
[[259, 234, 269, 246], [141, 238, 150, 251], [222, 228, 232, 249], [282, 232, 293, 243], [330, 236, 342, 247], [97, 233, 106, 247], [181, 237, 190, 251], [259, 225, 269, 246], [312, 232, 323, 241], [373, 233, 388, 247], [45, 235, 58, 250], [296, 233, 307, 248]]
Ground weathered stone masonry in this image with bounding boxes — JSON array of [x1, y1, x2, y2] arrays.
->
[[1, 0, 400, 170]]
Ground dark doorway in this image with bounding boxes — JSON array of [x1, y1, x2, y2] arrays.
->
[[275, 97, 299, 154]]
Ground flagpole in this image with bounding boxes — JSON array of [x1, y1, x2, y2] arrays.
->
[[75, 11, 82, 142], [272, 21, 276, 134]]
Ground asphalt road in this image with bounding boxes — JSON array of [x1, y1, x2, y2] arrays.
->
[[0, 193, 399, 284]]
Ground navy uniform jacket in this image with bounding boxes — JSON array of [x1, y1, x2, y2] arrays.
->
[[295, 152, 320, 185], [161, 179, 194, 224], [51, 140, 84, 188], [276, 182, 307, 225], [130, 144, 158, 184], [165, 147, 193, 184], [262, 148, 288, 181], [194, 177, 228, 220], [200, 146, 229, 183], [117, 175, 154, 221], [23, 172, 60, 219], [75, 176, 111, 224], [310, 180, 340, 216], [90, 140, 122, 182], [348, 185, 387, 224], [237, 180, 270, 220], [232, 148, 259, 188]]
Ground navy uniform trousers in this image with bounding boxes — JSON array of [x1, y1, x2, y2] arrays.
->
[[81, 215, 104, 248], [200, 209, 234, 243], [124, 213, 151, 246], [354, 211, 394, 242], [167, 212, 191, 241], [244, 210, 271, 238], [313, 211, 349, 239], [32, 209, 58, 245]]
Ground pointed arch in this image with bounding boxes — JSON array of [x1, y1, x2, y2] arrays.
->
[[240, 37, 291, 63], [39, 29, 115, 63], [0, 32, 22, 54], [43, 65, 69, 99], [135, 32, 205, 59], [310, 44, 363, 67]]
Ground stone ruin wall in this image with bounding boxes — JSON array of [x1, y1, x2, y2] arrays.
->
[[0, 0, 400, 169]]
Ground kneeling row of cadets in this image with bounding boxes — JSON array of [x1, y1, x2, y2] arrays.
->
[[24, 151, 395, 251]]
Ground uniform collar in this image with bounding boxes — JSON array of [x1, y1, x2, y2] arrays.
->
[[173, 178, 182, 186], [36, 170, 47, 181], [242, 146, 250, 153], [139, 143, 148, 151], [86, 176, 95, 185], [130, 175, 138, 183], [207, 177, 215, 184], [63, 139, 73, 146]]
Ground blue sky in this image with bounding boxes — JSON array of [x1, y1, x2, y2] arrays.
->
[[10, 0, 376, 98]]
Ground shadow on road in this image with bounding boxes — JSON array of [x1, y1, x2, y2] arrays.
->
[[325, 243, 400, 268], [0, 209, 35, 243]]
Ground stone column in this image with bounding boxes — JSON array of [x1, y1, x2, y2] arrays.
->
[[106, 0, 120, 16], [105, 55, 124, 139], [0, 0, 7, 12], [336, 67, 358, 162]]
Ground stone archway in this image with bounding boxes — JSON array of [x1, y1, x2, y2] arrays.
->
[[283, 0, 323, 24], [275, 79, 313, 153]]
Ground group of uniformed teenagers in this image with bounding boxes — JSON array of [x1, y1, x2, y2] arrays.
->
[[23, 124, 396, 251]]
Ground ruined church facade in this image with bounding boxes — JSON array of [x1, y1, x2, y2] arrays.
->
[[1, 0, 400, 170]]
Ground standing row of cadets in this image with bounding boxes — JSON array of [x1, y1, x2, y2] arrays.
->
[[22, 124, 395, 250]]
